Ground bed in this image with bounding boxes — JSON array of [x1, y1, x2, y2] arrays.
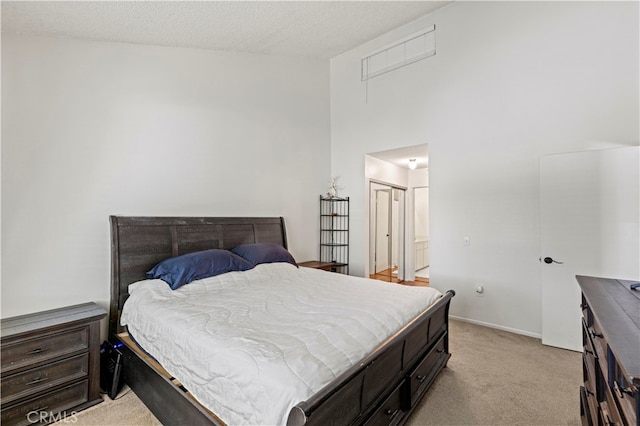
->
[[109, 216, 455, 426]]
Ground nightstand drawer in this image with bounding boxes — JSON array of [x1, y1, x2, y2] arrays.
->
[[1, 327, 89, 374], [1, 353, 89, 406], [1, 380, 88, 426], [1, 303, 106, 424]]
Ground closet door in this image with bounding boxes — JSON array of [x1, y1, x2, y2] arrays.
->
[[375, 189, 391, 275]]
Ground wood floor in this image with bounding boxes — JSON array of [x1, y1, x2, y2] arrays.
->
[[370, 268, 430, 287]]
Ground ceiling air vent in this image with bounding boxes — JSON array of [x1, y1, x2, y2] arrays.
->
[[361, 25, 436, 82]]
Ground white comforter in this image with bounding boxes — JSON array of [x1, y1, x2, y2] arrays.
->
[[120, 263, 442, 426]]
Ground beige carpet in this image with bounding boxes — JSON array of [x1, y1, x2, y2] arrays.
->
[[406, 320, 581, 426], [58, 320, 582, 426]]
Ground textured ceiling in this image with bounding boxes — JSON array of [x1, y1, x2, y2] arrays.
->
[[1, 1, 451, 59]]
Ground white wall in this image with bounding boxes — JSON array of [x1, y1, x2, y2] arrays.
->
[[331, 2, 639, 336], [413, 185, 428, 240], [2, 35, 331, 318]]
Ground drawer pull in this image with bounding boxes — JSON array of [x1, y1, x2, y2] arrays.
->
[[584, 348, 594, 356], [604, 413, 617, 426], [26, 376, 48, 385], [26, 348, 47, 355], [613, 381, 633, 398], [590, 331, 603, 339], [416, 375, 427, 384], [580, 303, 588, 310], [584, 388, 594, 397], [385, 408, 400, 421]]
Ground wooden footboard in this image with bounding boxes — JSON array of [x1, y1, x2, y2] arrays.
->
[[287, 289, 455, 426]]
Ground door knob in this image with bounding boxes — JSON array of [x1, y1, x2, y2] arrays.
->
[[540, 256, 563, 264]]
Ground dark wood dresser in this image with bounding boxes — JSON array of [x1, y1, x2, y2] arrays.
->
[[1, 303, 106, 425], [576, 275, 639, 426]]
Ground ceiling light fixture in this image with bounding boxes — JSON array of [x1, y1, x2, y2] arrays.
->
[[408, 158, 417, 170]]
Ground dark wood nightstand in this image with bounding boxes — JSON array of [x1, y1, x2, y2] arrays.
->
[[299, 260, 348, 274], [1, 303, 106, 426]]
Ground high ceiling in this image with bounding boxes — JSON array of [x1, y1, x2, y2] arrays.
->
[[2, 1, 440, 168], [1, 1, 451, 59]]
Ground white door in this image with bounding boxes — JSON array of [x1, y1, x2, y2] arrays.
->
[[390, 188, 406, 281], [375, 189, 391, 274], [540, 146, 640, 351]]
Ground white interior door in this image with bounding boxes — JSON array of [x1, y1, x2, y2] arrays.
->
[[391, 188, 406, 281], [375, 189, 391, 274], [540, 146, 640, 351]]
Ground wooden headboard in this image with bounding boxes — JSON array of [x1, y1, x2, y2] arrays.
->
[[109, 216, 288, 337]]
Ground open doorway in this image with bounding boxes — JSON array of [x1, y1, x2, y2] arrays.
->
[[366, 144, 429, 286]]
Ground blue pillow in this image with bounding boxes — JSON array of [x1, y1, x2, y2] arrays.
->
[[147, 249, 253, 290], [231, 243, 297, 267]]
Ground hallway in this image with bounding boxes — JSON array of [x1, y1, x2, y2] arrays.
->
[[370, 268, 430, 287]]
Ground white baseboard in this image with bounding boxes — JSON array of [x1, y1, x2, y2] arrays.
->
[[449, 315, 542, 339]]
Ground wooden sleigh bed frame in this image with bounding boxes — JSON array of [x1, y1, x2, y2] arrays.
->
[[109, 215, 455, 426]]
